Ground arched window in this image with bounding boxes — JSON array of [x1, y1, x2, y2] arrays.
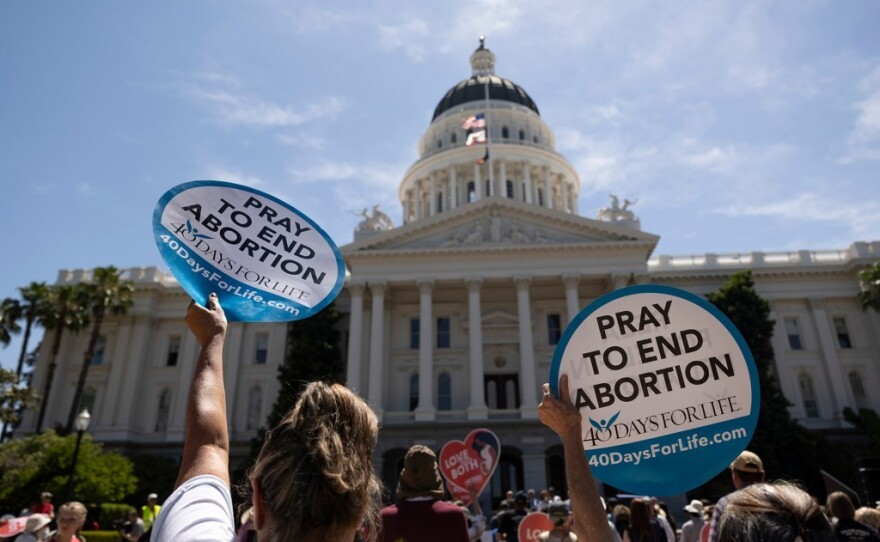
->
[[537, 188, 544, 206], [155, 389, 171, 432], [501, 126, 509, 139], [518, 130, 525, 141], [82, 387, 97, 416], [485, 179, 491, 197], [533, 135, 539, 143], [467, 181, 476, 202], [798, 373, 819, 418], [437, 139, 442, 149], [438, 373, 452, 411], [506, 180, 514, 198], [486, 379, 498, 409], [451, 132, 457, 144], [437, 192, 444, 213], [90, 336, 106, 365], [247, 385, 263, 430], [409, 374, 419, 411], [849, 371, 869, 410]]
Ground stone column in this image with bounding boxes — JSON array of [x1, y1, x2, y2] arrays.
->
[[610, 274, 631, 290], [115, 315, 155, 429], [368, 282, 387, 420], [808, 297, 851, 420], [571, 186, 579, 215], [466, 278, 488, 419], [473, 164, 482, 201], [499, 160, 507, 198], [99, 319, 133, 427], [523, 163, 533, 204], [414, 181, 423, 220], [416, 280, 436, 421], [543, 167, 551, 209], [168, 329, 199, 436], [346, 283, 366, 393], [562, 274, 581, 323], [403, 191, 411, 224], [429, 173, 437, 215], [515, 276, 539, 419], [449, 166, 458, 209], [223, 322, 244, 429], [560, 175, 569, 213]]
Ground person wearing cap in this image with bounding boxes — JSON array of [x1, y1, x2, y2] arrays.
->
[[679, 500, 705, 542], [539, 501, 577, 542], [14, 513, 52, 542], [377, 444, 469, 542], [707, 450, 765, 542], [141, 493, 160, 531], [496, 490, 531, 542]]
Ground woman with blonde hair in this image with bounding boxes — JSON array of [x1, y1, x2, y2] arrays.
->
[[150, 295, 382, 542], [49, 502, 86, 542], [717, 482, 835, 542]]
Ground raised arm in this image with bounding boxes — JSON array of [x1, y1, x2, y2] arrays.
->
[[176, 293, 230, 488], [538, 374, 615, 542]]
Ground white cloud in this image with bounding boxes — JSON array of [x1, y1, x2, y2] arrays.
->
[[277, 133, 328, 150], [378, 18, 430, 61], [204, 166, 264, 187], [185, 73, 347, 128]]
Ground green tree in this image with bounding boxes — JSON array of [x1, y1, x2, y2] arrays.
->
[[859, 262, 880, 312], [66, 267, 134, 433], [247, 302, 343, 467], [0, 429, 137, 510], [0, 368, 38, 429], [0, 297, 22, 347], [37, 284, 91, 433], [13, 282, 51, 379], [704, 271, 822, 489]]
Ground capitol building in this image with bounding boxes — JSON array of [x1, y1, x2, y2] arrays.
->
[[19, 41, 880, 503]]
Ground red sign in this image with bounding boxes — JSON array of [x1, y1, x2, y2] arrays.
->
[[438, 429, 500, 505], [518, 512, 554, 542], [0, 516, 28, 538]]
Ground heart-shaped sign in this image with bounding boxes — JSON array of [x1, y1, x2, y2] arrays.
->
[[438, 428, 500, 504], [0, 516, 27, 538], [518, 512, 554, 542]]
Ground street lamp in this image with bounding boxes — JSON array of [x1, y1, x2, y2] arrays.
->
[[64, 408, 91, 503]]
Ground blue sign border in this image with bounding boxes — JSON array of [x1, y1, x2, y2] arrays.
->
[[549, 284, 760, 495], [153, 180, 345, 322]]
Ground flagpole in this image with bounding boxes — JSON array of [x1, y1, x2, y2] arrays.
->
[[483, 66, 494, 195]]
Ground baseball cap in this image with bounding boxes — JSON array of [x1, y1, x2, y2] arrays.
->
[[730, 450, 764, 474]]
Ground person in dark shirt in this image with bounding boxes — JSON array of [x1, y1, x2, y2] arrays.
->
[[497, 491, 530, 542], [827, 491, 880, 542]]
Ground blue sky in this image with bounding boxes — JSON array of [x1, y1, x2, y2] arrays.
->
[[1, 1, 878, 370]]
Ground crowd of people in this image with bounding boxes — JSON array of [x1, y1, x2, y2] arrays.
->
[[3, 295, 880, 542]]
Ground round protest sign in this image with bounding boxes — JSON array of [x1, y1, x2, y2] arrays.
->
[[439, 429, 500, 505], [153, 180, 344, 322], [549, 284, 759, 495], [518, 512, 553, 542]]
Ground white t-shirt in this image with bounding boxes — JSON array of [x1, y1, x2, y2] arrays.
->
[[150, 475, 236, 542]]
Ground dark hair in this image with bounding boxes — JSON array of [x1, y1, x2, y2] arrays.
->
[[826, 491, 855, 520], [734, 468, 765, 485], [718, 482, 834, 542], [248, 382, 382, 542], [629, 498, 654, 541]]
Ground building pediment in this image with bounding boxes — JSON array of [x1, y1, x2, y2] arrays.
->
[[341, 197, 658, 256]]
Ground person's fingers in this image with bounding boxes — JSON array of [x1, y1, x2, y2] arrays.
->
[[542, 383, 550, 396], [559, 373, 571, 406], [206, 292, 219, 310]]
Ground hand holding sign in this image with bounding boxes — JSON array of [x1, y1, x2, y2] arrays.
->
[[439, 429, 500, 505], [549, 285, 760, 495]]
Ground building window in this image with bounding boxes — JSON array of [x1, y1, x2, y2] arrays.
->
[[521, 182, 527, 202], [537, 188, 544, 206], [437, 317, 450, 348], [502, 126, 509, 139], [437, 193, 443, 213], [409, 374, 419, 411], [833, 317, 852, 349], [437, 139, 442, 148], [410, 318, 420, 349], [798, 373, 819, 418], [533, 135, 539, 143], [166, 336, 181, 367], [485, 179, 491, 197], [485, 374, 520, 409], [90, 336, 106, 365], [254, 333, 269, 364], [468, 181, 476, 202], [82, 386, 97, 415], [518, 129, 525, 141], [849, 371, 869, 410], [784, 318, 803, 350], [438, 373, 452, 411], [247, 385, 263, 430], [451, 132, 457, 144], [156, 389, 171, 432], [547, 314, 562, 345], [506, 180, 514, 198]]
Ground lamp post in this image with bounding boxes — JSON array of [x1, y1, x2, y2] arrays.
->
[[64, 408, 91, 503]]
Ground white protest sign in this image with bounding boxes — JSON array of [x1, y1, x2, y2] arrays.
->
[[550, 285, 760, 495], [153, 180, 344, 322]]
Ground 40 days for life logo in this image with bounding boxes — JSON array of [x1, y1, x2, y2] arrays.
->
[[153, 180, 344, 322], [549, 285, 760, 495]]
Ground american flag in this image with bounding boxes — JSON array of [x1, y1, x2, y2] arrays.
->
[[466, 129, 487, 146], [462, 113, 486, 130]]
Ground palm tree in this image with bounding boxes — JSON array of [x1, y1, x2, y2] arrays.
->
[[13, 282, 51, 379], [0, 298, 22, 347], [36, 284, 90, 433], [66, 267, 134, 433]]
